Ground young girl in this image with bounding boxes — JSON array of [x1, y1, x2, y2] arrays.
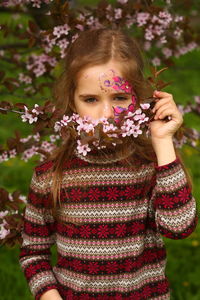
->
[[19, 28, 198, 300]]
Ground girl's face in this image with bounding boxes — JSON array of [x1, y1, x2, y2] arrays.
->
[[73, 61, 134, 120]]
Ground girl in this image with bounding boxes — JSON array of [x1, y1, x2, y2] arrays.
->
[[19, 28, 198, 300]]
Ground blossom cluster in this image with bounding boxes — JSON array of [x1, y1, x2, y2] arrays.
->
[[54, 103, 151, 156], [26, 54, 57, 77], [1, 0, 52, 8], [0, 0, 199, 98], [0, 133, 59, 164], [21, 104, 44, 123]]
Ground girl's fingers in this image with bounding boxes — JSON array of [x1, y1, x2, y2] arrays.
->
[[155, 108, 176, 120], [154, 104, 174, 119], [153, 91, 173, 98], [152, 98, 171, 113]]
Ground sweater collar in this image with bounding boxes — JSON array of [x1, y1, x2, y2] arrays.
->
[[73, 142, 135, 164]]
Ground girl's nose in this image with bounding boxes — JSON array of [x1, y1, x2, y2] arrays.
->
[[102, 103, 114, 119]]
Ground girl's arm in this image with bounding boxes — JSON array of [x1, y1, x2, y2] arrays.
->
[[19, 169, 60, 300], [148, 138, 198, 239]]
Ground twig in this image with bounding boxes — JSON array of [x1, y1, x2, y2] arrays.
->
[[0, 108, 23, 114]]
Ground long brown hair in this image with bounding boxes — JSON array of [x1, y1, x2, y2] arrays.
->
[[40, 28, 193, 211]]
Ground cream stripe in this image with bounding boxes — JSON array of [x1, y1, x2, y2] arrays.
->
[[53, 264, 165, 291], [157, 168, 185, 186], [29, 271, 57, 294], [58, 202, 148, 220]]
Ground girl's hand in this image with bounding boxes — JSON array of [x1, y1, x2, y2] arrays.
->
[[149, 90, 183, 140]]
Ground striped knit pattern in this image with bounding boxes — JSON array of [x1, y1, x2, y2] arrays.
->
[[19, 152, 198, 300]]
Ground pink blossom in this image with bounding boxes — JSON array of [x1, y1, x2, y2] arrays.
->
[[0, 50, 5, 57], [117, 0, 128, 4], [0, 211, 9, 218], [135, 108, 142, 115], [153, 25, 164, 36], [125, 14, 136, 28], [136, 12, 150, 27], [160, 36, 167, 44], [194, 96, 200, 104], [71, 33, 79, 43], [140, 103, 150, 110], [134, 113, 149, 124], [32, 104, 44, 116], [75, 24, 84, 31], [21, 145, 39, 162], [21, 106, 37, 124], [174, 15, 184, 22], [145, 26, 155, 41], [58, 39, 69, 50], [19, 195, 27, 203], [53, 24, 70, 38], [77, 140, 91, 156], [129, 125, 142, 137], [162, 47, 172, 58], [0, 219, 10, 239], [9, 149, 17, 158], [152, 57, 161, 66], [103, 123, 118, 133], [114, 8, 122, 19], [41, 141, 56, 153], [158, 11, 173, 26], [49, 134, 60, 142], [143, 41, 151, 51], [19, 73, 32, 84], [21, 105, 43, 124], [173, 27, 183, 39], [60, 115, 71, 126]]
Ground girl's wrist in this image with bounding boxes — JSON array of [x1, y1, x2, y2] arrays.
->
[[151, 136, 177, 166]]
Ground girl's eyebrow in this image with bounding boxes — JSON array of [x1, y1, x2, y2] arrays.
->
[[79, 92, 131, 98]]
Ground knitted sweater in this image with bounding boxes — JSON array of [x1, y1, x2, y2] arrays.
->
[[19, 149, 197, 300]]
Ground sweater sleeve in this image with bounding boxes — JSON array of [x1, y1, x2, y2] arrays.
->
[[19, 170, 59, 300], [150, 157, 198, 239]]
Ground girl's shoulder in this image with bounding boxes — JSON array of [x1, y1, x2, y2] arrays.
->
[[34, 159, 55, 177]]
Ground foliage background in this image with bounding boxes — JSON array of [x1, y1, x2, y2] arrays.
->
[[0, 0, 199, 299]]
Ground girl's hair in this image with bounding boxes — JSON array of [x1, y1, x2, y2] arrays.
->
[[39, 28, 193, 211]]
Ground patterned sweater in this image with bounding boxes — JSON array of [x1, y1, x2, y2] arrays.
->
[[19, 149, 198, 300]]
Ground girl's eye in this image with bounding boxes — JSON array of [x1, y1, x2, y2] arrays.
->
[[115, 96, 128, 101], [84, 96, 128, 103], [84, 98, 96, 103]]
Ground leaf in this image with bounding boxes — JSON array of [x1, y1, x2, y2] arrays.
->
[[156, 80, 173, 90], [7, 137, 17, 149], [12, 190, 21, 199], [147, 76, 155, 84], [4, 81, 16, 92], [62, 1, 69, 11], [0, 70, 5, 82], [33, 120, 48, 133], [28, 36, 36, 48], [15, 103, 27, 110], [0, 101, 12, 110], [15, 130, 21, 140], [28, 20, 39, 34], [60, 127, 71, 140]]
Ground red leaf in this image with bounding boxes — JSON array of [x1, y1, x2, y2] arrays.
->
[[28, 20, 39, 34], [14, 103, 27, 110]]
